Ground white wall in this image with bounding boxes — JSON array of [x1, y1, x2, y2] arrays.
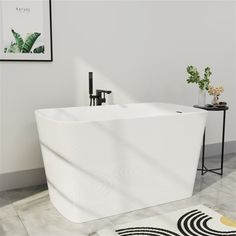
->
[[0, 0, 235, 174]]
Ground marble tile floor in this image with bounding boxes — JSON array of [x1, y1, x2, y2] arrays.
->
[[0, 154, 235, 236]]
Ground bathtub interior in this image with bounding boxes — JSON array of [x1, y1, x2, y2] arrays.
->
[[35, 103, 204, 123]]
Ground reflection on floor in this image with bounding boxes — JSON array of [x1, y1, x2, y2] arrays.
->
[[0, 154, 235, 236]]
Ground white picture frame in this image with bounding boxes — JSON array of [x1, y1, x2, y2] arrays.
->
[[0, 0, 53, 61]]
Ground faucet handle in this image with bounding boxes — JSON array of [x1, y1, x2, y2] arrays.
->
[[104, 90, 112, 94], [96, 89, 112, 94]]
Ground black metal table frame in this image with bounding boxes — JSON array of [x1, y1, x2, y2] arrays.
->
[[194, 106, 228, 176]]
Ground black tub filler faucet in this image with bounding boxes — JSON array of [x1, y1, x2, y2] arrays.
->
[[89, 72, 112, 106]]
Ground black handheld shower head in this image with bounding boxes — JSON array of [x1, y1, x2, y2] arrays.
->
[[89, 72, 93, 95]]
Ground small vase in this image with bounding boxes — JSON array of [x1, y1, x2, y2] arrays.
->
[[212, 95, 219, 105], [198, 89, 206, 107]]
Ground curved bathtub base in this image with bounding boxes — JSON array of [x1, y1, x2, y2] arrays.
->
[[36, 103, 207, 223]]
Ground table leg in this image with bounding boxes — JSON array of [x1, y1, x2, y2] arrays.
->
[[202, 129, 206, 175], [220, 110, 226, 175]]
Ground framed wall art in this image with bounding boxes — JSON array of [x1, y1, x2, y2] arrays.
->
[[0, 0, 53, 61]]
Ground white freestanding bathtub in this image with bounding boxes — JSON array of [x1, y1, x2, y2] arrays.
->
[[35, 103, 207, 223]]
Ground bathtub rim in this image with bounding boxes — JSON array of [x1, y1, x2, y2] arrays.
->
[[35, 102, 208, 124]]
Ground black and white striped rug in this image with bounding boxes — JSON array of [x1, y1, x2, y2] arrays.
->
[[98, 205, 236, 236]]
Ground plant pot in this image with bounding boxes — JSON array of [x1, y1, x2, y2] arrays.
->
[[198, 89, 206, 106]]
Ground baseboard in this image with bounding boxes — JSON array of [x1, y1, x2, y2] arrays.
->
[[204, 140, 236, 158], [0, 168, 46, 192], [0, 141, 235, 191]]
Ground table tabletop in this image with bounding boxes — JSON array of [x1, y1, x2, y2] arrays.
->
[[193, 105, 229, 111]]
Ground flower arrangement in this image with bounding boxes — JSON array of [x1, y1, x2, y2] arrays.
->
[[186, 65, 212, 90], [208, 86, 224, 105], [208, 86, 224, 96]]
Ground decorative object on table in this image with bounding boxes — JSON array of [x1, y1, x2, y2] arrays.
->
[[208, 85, 224, 105], [186, 65, 212, 106], [205, 104, 214, 108], [0, 0, 53, 61], [217, 101, 227, 107], [98, 205, 236, 236]]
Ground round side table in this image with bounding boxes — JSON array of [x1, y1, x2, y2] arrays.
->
[[193, 105, 229, 176]]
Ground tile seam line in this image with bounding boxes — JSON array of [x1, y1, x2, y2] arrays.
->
[[13, 204, 30, 236]]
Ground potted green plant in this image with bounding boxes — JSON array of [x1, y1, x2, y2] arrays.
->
[[186, 65, 212, 106]]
